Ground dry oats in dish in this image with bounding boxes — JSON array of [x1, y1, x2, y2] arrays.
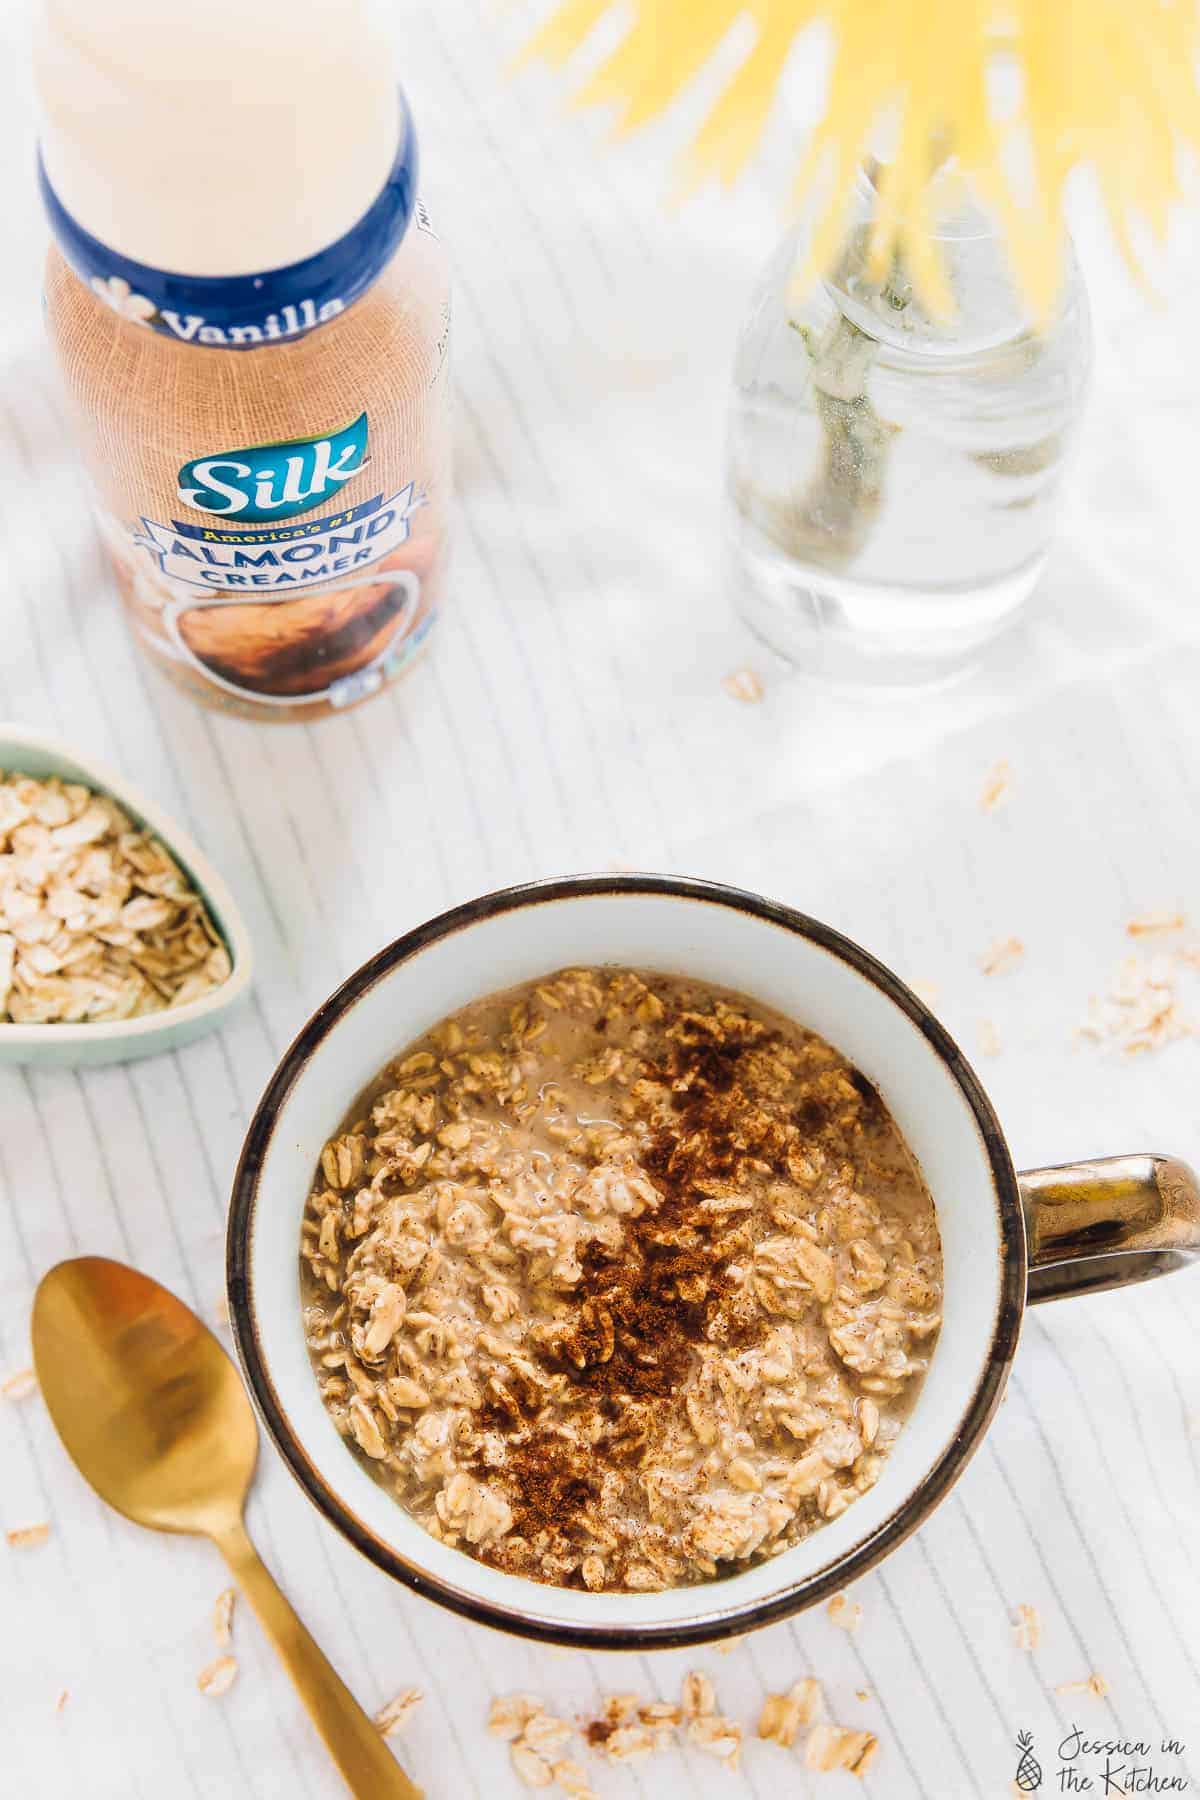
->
[[300, 968, 943, 1592], [0, 773, 230, 1023]]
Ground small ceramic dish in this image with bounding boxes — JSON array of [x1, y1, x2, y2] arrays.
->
[[0, 725, 253, 1066]]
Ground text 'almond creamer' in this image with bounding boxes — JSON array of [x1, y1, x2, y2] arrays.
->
[[36, 0, 451, 720]]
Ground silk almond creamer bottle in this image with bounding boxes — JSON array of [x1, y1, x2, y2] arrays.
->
[[36, 0, 450, 719]]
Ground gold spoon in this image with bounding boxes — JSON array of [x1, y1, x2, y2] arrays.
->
[[32, 1255, 423, 1800]]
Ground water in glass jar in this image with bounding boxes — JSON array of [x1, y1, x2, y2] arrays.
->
[[727, 198, 1091, 685]]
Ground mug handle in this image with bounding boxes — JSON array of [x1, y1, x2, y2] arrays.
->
[[1020, 1155, 1200, 1302]]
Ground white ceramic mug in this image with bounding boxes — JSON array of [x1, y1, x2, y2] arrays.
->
[[227, 875, 1200, 1648]]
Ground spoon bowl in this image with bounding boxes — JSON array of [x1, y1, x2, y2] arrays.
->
[[33, 1256, 257, 1534], [33, 1256, 422, 1800]]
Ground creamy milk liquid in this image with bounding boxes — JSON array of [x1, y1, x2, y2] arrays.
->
[[36, 0, 451, 719]]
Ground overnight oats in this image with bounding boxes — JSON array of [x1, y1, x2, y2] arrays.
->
[[300, 969, 943, 1593]]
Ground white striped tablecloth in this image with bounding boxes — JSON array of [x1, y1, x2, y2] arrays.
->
[[1, 3, 1198, 1795]]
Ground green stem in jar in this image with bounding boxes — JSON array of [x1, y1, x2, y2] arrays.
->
[[780, 309, 899, 566], [738, 252, 905, 572]]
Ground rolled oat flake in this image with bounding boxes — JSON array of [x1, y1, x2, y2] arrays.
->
[[35, 0, 451, 720]]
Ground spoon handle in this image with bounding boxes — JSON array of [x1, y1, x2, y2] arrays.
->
[[212, 1516, 424, 1800]]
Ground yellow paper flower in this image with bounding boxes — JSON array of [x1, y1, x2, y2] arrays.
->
[[525, 0, 1200, 319]]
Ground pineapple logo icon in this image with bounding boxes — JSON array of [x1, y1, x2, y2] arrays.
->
[[1015, 1731, 1043, 1792]]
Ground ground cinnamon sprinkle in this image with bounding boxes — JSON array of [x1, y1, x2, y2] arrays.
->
[[474, 1005, 777, 1574], [500, 1429, 602, 1539]]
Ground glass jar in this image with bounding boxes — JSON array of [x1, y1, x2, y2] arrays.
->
[[727, 177, 1091, 685]]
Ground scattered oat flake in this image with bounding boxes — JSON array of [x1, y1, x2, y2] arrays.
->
[[213, 1587, 235, 1648], [55, 1689, 69, 1713], [1126, 911, 1186, 937], [980, 759, 1012, 811], [1, 1366, 38, 1400], [1057, 1673, 1108, 1699], [979, 1018, 1002, 1057], [1012, 1603, 1042, 1651], [492, 1698, 579, 1789], [1078, 954, 1191, 1055], [488, 1694, 545, 1741], [374, 1687, 423, 1737], [598, 1693, 640, 1729], [688, 1711, 743, 1768], [827, 1591, 862, 1632], [600, 1724, 656, 1764], [681, 1670, 716, 1718], [805, 1723, 880, 1776], [723, 666, 765, 704], [585, 1692, 677, 1762], [979, 937, 1025, 976], [7, 1522, 50, 1549], [715, 1633, 746, 1655], [197, 1655, 238, 1698], [521, 1712, 574, 1760], [511, 1743, 555, 1789], [638, 1701, 681, 1745], [853, 1737, 881, 1777], [551, 1761, 598, 1800], [855, 1689, 871, 1703], [759, 1678, 824, 1747]]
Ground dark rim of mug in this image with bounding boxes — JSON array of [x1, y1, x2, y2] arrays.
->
[[227, 873, 1026, 1650]]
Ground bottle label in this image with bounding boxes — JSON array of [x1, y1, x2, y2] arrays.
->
[[106, 467, 436, 710], [134, 481, 421, 597], [82, 281, 351, 347], [110, 424, 434, 706], [176, 413, 371, 523]]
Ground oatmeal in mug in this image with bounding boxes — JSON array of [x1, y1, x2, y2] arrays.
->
[[300, 968, 943, 1593]]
